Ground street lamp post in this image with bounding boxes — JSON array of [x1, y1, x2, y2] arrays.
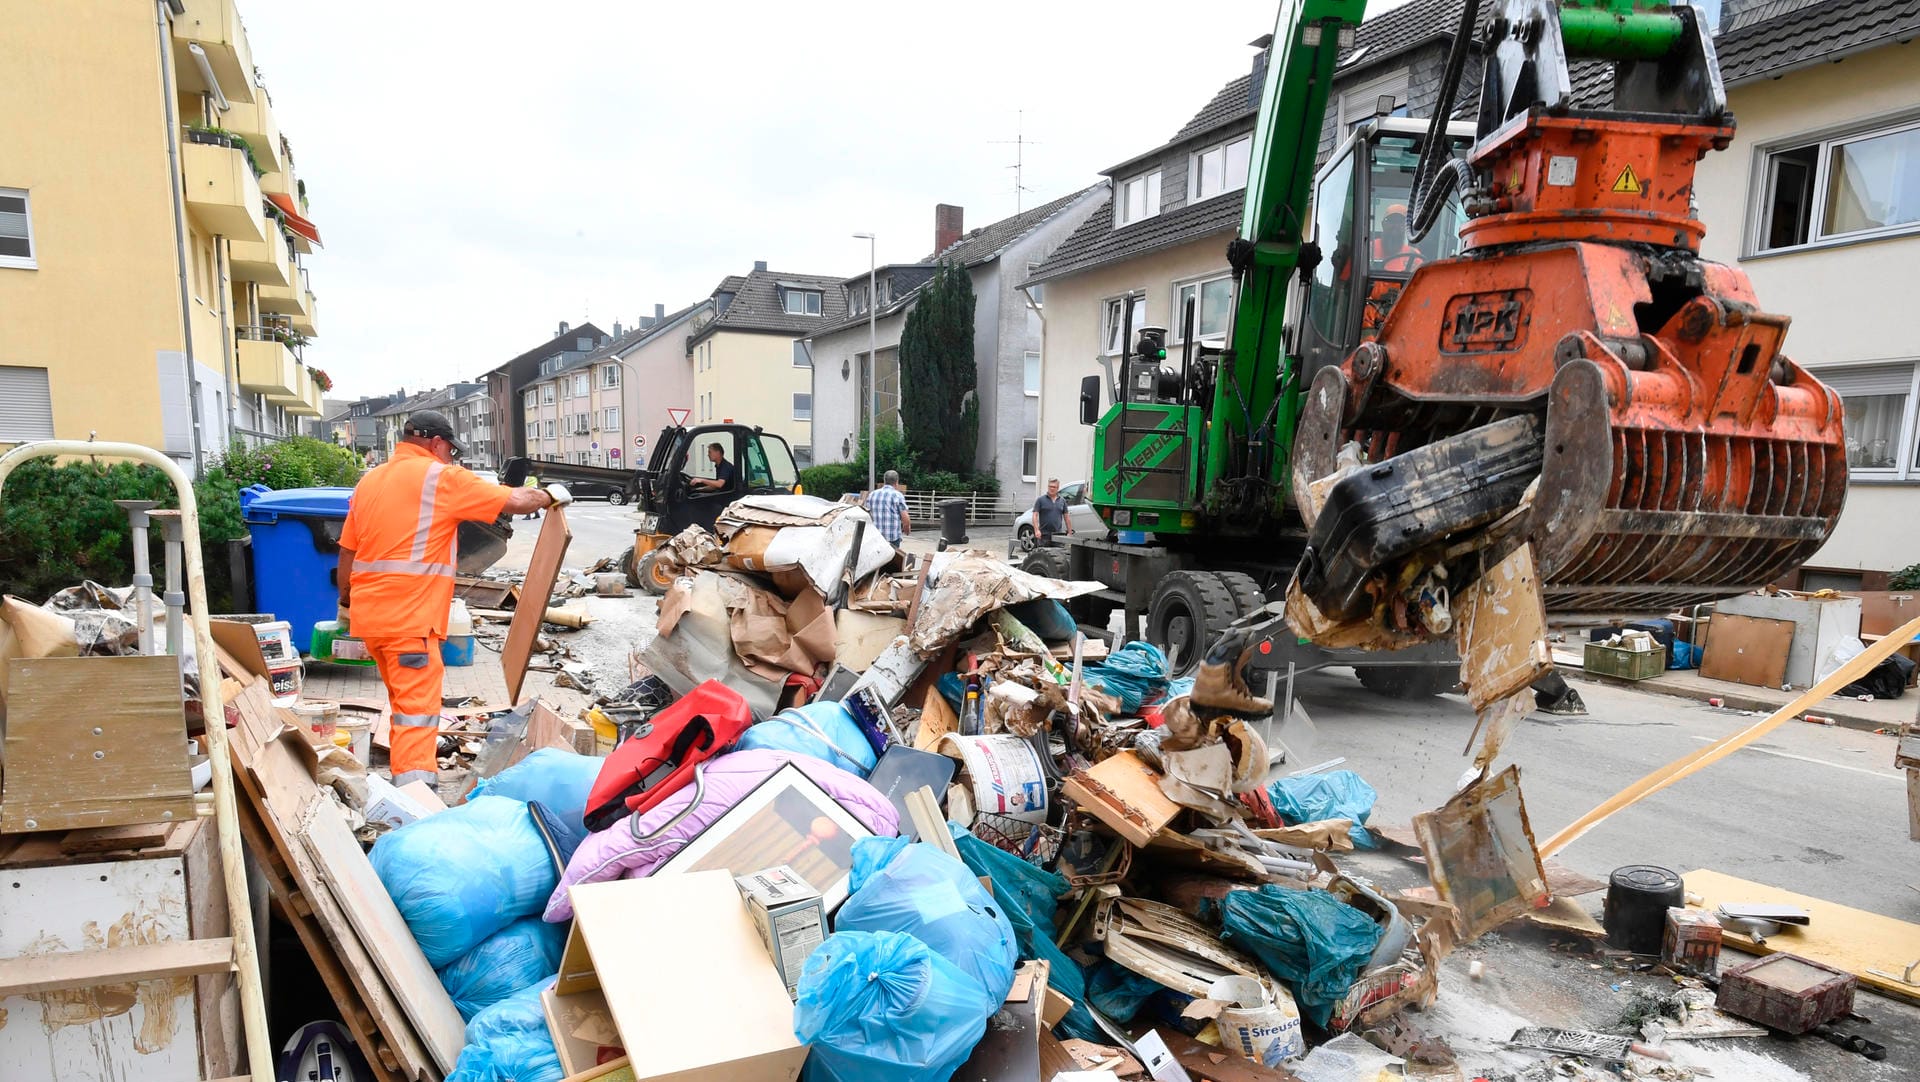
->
[[853, 232, 877, 496]]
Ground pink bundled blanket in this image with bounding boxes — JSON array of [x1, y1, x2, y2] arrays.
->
[[543, 749, 899, 922]]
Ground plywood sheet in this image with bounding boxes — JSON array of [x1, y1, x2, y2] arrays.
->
[[1682, 869, 1920, 1005], [1060, 750, 1181, 849], [1455, 544, 1550, 712], [2, 655, 195, 833], [299, 798, 465, 1074], [1700, 614, 1794, 688], [503, 505, 572, 702]]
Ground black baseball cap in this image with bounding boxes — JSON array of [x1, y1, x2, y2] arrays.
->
[[404, 410, 462, 456]]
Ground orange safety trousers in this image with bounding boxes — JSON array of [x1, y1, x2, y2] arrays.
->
[[367, 636, 443, 787]]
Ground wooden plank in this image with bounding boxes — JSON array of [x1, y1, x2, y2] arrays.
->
[[2, 655, 196, 833], [1699, 613, 1795, 688], [1684, 868, 1920, 1005], [59, 822, 173, 854], [230, 719, 436, 1081], [184, 810, 241, 1082], [299, 799, 466, 1074], [502, 505, 572, 703], [1455, 543, 1551, 713], [1909, 769, 1920, 843], [0, 938, 232, 996], [1060, 750, 1182, 849]]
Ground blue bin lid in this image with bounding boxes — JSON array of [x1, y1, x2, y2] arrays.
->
[[240, 485, 355, 523]]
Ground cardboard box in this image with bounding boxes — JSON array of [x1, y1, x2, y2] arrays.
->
[[554, 871, 807, 1082], [733, 865, 826, 999], [364, 775, 438, 830]]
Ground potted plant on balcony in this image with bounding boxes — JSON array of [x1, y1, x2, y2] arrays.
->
[[312, 369, 334, 393], [183, 124, 265, 178]]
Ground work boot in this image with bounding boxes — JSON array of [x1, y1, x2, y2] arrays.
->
[[1191, 641, 1273, 717]]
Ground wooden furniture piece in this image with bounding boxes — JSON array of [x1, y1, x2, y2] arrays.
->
[[502, 506, 572, 703]]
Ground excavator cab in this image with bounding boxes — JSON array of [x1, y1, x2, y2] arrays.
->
[[1298, 118, 1475, 386]]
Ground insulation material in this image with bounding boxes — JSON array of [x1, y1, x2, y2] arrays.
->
[[908, 551, 1103, 656]]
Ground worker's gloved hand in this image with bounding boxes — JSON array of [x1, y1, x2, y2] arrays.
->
[[335, 603, 351, 634], [545, 483, 574, 507]]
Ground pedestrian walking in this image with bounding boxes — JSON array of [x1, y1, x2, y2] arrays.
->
[[866, 469, 910, 546], [1033, 477, 1072, 546]]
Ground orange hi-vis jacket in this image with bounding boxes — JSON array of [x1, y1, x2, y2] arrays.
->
[[340, 443, 512, 639]]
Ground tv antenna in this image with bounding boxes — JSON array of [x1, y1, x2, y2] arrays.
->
[[989, 110, 1040, 213]]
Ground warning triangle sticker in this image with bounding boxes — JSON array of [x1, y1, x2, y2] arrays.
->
[[1612, 164, 1643, 194]]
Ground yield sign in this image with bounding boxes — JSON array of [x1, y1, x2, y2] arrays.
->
[[667, 408, 692, 427]]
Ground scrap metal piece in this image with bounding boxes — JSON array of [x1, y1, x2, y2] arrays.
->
[[1413, 764, 1549, 941], [1507, 1026, 1631, 1060]]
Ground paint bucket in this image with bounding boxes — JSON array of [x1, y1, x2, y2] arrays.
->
[[337, 715, 373, 766], [938, 733, 1048, 824], [1604, 865, 1685, 954], [440, 635, 476, 667], [291, 701, 339, 745], [1208, 975, 1304, 1067]]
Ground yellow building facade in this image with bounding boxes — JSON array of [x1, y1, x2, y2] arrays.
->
[[0, 0, 324, 467]]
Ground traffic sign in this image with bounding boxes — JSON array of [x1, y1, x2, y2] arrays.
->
[[633, 434, 646, 448], [667, 408, 691, 427], [590, 441, 599, 450], [609, 448, 620, 460]]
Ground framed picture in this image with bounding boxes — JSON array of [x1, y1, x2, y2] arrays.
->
[[654, 763, 876, 911]]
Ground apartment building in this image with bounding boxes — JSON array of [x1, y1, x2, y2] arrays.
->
[[448, 386, 496, 470], [525, 301, 714, 467], [478, 321, 606, 468], [0, 0, 327, 468], [688, 263, 850, 460]]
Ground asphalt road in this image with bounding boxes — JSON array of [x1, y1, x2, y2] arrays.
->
[[493, 499, 646, 574]]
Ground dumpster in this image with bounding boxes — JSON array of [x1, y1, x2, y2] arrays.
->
[[240, 485, 354, 652]]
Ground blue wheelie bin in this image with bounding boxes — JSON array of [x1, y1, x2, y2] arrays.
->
[[240, 485, 355, 652]]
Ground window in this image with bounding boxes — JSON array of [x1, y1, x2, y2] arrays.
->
[[793, 444, 813, 468], [1823, 363, 1920, 479], [572, 373, 588, 397], [0, 366, 54, 440], [1757, 118, 1920, 252], [1021, 439, 1038, 481], [1024, 351, 1040, 396], [1172, 274, 1234, 341], [850, 285, 868, 316], [1025, 262, 1044, 305], [544, 419, 556, 438], [1115, 170, 1162, 227], [523, 390, 537, 411], [793, 392, 812, 421], [541, 385, 555, 405], [1189, 135, 1253, 202], [783, 289, 823, 316], [793, 340, 811, 368], [1102, 294, 1146, 355], [601, 365, 620, 388], [577, 451, 592, 464], [602, 406, 619, 430], [0, 189, 35, 269], [576, 337, 592, 352]]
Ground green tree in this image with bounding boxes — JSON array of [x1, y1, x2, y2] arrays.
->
[[897, 261, 978, 473]]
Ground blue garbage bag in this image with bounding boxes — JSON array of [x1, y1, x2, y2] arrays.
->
[[736, 700, 877, 777], [1266, 770, 1378, 850], [1008, 598, 1077, 642], [1216, 886, 1383, 1028], [835, 838, 1019, 1002], [437, 917, 568, 1021], [1670, 639, 1701, 669], [795, 931, 1000, 1082], [444, 983, 563, 1082], [371, 795, 557, 967], [467, 748, 602, 829], [1084, 641, 1170, 713], [947, 823, 1100, 1041], [1086, 960, 1166, 1020]]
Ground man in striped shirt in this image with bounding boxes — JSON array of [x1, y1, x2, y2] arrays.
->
[[865, 470, 910, 546]]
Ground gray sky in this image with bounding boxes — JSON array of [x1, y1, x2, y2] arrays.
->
[[245, 0, 1406, 402]]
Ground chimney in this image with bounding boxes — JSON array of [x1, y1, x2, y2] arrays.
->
[[1248, 34, 1273, 110], [935, 204, 964, 256], [558, 320, 570, 335], [655, 302, 666, 320], [612, 321, 623, 337], [753, 260, 768, 273]]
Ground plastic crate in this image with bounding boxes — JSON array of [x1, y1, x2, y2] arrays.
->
[[1584, 641, 1664, 681]]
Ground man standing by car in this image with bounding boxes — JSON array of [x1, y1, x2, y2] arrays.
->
[[1033, 478, 1072, 546], [866, 470, 910, 546]]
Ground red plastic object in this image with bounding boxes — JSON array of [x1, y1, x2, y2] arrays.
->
[[582, 680, 752, 832]]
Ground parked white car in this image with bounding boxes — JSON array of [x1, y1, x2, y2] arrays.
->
[[1008, 481, 1104, 554]]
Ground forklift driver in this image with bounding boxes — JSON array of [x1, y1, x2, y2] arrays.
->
[[689, 441, 736, 492]]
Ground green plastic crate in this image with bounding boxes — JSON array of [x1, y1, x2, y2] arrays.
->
[[1584, 641, 1664, 681]]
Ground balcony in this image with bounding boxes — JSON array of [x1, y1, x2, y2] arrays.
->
[[222, 96, 283, 174], [268, 366, 320, 417], [172, 0, 255, 104], [236, 329, 298, 397], [181, 138, 266, 243], [229, 227, 293, 287], [258, 266, 312, 329]]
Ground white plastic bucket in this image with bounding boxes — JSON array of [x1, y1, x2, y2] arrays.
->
[[1209, 975, 1304, 1067], [938, 733, 1048, 824]]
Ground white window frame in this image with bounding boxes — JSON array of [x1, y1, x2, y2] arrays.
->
[[1747, 111, 1920, 257], [1021, 439, 1039, 482], [793, 392, 812, 421], [793, 340, 812, 368], [1025, 262, 1044, 306], [572, 373, 589, 397], [1114, 169, 1163, 227], [1102, 294, 1146, 356], [544, 419, 556, 439], [1024, 351, 1041, 397], [600, 365, 620, 388], [540, 385, 555, 405], [1822, 362, 1920, 481], [783, 289, 823, 316], [1188, 134, 1253, 203], [602, 406, 619, 430], [0, 187, 37, 270], [523, 390, 537, 411], [0, 365, 55, 440], [1170, 271, 1235, 343]]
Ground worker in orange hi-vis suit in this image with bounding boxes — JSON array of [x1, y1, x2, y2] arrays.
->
[[336, 410, 565, 786]]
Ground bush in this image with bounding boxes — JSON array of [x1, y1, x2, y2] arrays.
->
[[210, 437, 361, 491], [0, 460, 175, 603], [799, 461, 864, 500], [1893, 563, 1920, 591]]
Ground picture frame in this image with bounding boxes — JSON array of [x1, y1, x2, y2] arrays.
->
[[654, 762, 876, 912]]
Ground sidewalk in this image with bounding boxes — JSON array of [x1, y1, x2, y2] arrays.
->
[[1554, 646, 1917, 732]]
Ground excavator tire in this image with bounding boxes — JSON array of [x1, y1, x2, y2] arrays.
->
[[1355, 665, 1458, 700], [1213, 570, 1270, 620], [1021, 546, 1071, 580], [1147, 571, 1240, 678], [637, 551, 675, 596]]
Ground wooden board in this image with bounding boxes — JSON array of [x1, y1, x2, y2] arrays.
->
[[1683, 868, 1920, 1005], [1061, 750, 1182, 849], [502, 505, 572, 703], [58, 822, 174, 854], [2, 655, 195, 833], [298, 799, 466, 1074], [1700, 614, 1795, 688], [1455, 544, 1551, 712]]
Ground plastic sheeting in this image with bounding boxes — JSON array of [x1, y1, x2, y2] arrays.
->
[[947, 823, 1100, 1041], [794, 930, 999, 1082], [1215, 886, 1383, 1028], [467, 749, 601, 828], [371, 795, 557, 968], [1083, 641, 1170, 713]]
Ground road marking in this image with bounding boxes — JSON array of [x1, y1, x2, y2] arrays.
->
[[1687, 735, 1902, 781]]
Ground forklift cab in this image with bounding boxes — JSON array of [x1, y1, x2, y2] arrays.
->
[[640, 422, 799, 535], [1298, 117, 1475, 383]]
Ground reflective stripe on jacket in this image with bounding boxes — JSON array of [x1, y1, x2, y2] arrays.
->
[[340, 443, 512, 638]]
